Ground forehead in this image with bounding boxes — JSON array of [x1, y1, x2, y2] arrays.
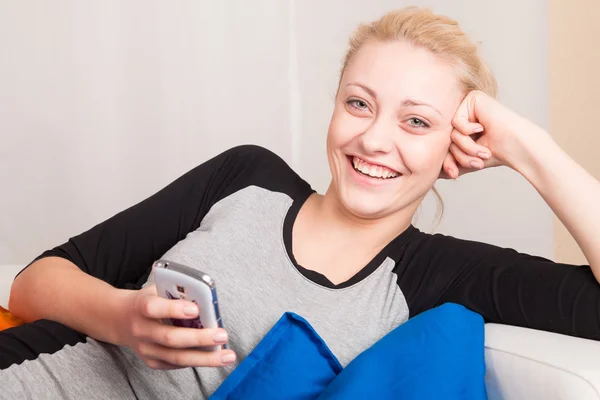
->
[[342, 40, 464, 116]]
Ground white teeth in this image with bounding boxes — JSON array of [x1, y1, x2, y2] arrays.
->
[[351, 156, 399, 179]]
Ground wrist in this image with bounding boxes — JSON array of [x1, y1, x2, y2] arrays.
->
[[505, 123, 558, 182], [103, 288, 137, 345]]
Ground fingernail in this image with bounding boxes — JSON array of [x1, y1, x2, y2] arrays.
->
[[213, 331, 228, 344], [477, 152, 490, 159], [470, 161, 483, 169], [473, 126, 484, 133], [184, 305, 198, 316], [221, 352, 236, 364]]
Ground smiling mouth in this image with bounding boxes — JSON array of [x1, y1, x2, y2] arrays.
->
[[348, 156, 401, 180]]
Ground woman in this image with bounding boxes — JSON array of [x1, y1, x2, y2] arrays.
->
[[3, 6, 600, 399]]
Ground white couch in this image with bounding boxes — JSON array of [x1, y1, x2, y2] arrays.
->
[[1, 265, 600, 399], [485, 323, 600, 399]]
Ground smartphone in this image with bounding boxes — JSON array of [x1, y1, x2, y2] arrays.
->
[[152, 259, 225, 351]]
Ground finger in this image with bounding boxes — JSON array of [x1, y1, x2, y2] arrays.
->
[[451, 129, 491, 159], [143, 343, 237, 367], [442, 153, 460, 179], [453, 120, 484, 136], [452, 94, 483, 135], [149, 325, 229, 349], [450, 143, 484, 170], [139, 294, 199, 320]]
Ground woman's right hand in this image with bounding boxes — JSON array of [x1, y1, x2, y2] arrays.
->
[[114, 285, 237, 370]]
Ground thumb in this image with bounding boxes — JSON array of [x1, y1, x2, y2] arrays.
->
[[452, 93, 484, 136]]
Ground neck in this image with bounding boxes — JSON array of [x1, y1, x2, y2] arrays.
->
[[311, 185, 418, 249]]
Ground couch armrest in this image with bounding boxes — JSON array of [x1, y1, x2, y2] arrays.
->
[[484, 323, 600, 400]]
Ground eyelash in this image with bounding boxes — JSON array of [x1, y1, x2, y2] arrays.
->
[[407, 117, 430, 128], [345, 99, 431, 129], [346, 99, 369, 111]]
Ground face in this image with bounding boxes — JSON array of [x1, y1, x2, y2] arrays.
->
[[326, 39, 464, 220]]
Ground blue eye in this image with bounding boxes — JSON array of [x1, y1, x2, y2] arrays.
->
[[408, 117, 429, 128]]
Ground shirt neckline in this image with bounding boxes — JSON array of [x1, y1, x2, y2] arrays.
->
[[282, 189, 416, 289]]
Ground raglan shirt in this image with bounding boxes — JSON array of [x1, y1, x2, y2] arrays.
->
[[2, 144, 600, 399]]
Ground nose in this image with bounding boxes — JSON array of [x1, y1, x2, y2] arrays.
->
[[358, 117, 395, 154]]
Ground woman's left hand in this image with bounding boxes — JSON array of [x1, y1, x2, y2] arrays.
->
[[440, 90, 547, 179]]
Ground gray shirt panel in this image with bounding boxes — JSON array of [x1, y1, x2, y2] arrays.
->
[[158, 185, 409, 396]]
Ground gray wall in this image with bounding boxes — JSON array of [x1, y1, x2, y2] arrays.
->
[[0, 0, 552, 268]]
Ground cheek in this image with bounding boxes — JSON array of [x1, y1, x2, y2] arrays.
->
[[401, 134, 451, 174], [327, 106, 366, 147]]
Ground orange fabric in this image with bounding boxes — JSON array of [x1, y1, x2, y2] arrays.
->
[[0, 306, 24, 331]]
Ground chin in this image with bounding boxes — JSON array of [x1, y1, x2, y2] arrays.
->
[[334, 175, 427, 222], [337, 189, 397, 220]]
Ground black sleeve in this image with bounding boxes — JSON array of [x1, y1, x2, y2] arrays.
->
[[21, 144, 276, 289], [400, 231, 600, 340]]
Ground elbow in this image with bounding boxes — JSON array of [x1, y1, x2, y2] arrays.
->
[[8, 257, 80, 322], [8, 258, 59, 321], [8, 263, 37, 321]]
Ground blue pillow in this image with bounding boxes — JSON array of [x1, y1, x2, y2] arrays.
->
[[211, 303, 486, 399], [209, 312, 343, 400], [318, 303, 487, 399]]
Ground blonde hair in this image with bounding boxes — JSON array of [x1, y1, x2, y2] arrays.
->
[[340, 6, 498, 96], [339, 6, 498, 224]]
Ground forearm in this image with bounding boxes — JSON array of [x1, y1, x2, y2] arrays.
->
[[516, 128, 600, 277], [9, 257, 134, 344]]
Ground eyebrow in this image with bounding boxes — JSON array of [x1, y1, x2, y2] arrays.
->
[[346, 82, 378, 100], [401, 99, 442, 116], [345, 82, 442, 116]]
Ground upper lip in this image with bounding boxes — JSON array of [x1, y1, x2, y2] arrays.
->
[[348, 154, 401, 174]]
